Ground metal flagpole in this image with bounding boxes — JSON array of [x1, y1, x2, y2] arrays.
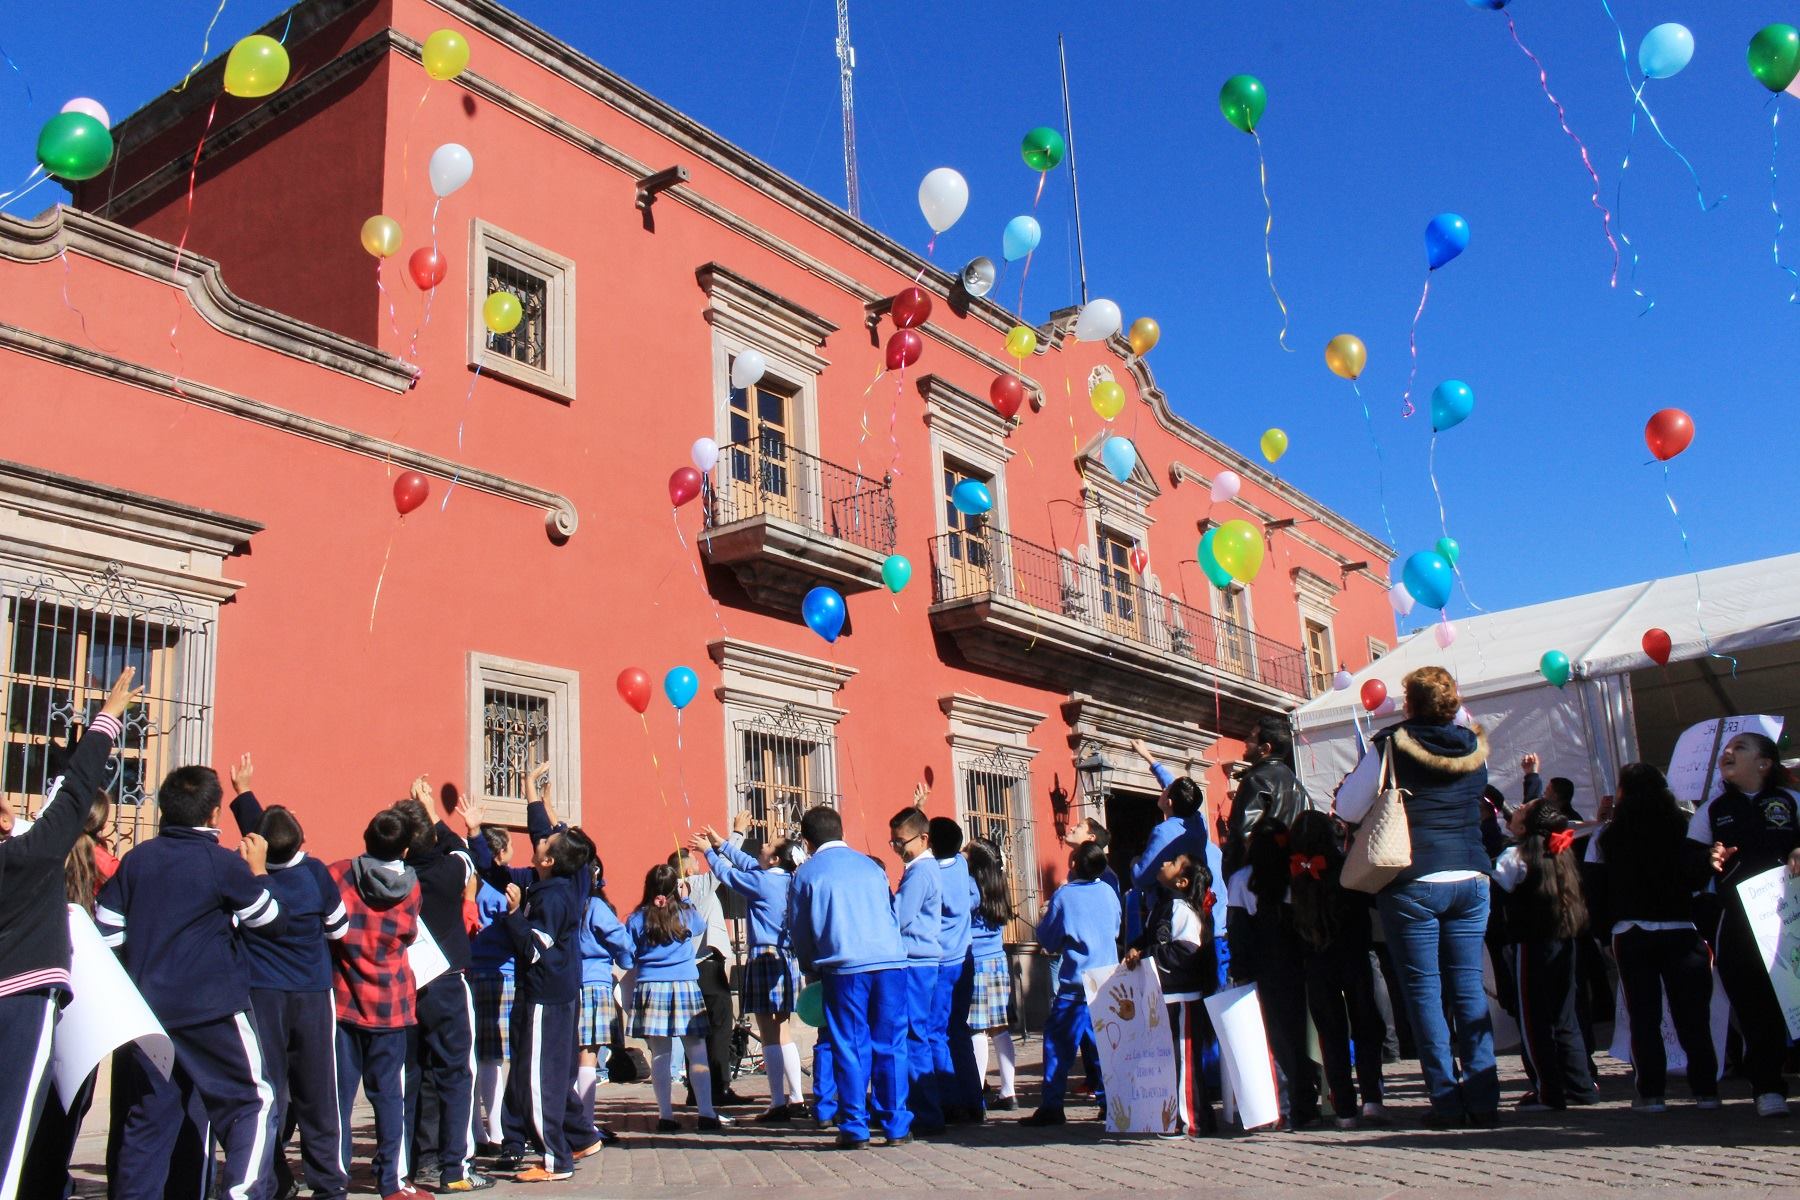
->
[[1058, 34, 1089, 305]]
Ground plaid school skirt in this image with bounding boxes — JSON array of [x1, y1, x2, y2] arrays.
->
[[630, 978, 709, 1039], [968, 954, 1012, 1030], [577, 980, 617, 1047], [472, 972, 515, 1061], [742, 947, 801, 1016]]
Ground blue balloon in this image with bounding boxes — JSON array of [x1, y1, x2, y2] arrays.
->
[[1430, 380, 1475, 433], [1002, 215, 1041, 263], [1425, 213, 1470, 270], [663, 666, 699, 710], [1465, 0, 1508, 8], [1100, 436, 1137, 483], [1638, 22, 1694, 79], [951, 479, 993, 516], [802, 586, 846, 643], [1402, 551, 1455, 610]]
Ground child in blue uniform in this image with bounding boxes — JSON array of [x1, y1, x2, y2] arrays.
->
[[964, 838, 1017, 1110], [927, 816, 984, 1121], [1022, 842, 1121, 1128], [889, 803, 943, 1134], [576, 860, 632, 1124], [467, 826, 515, 1151], [627, 863, 720, 1134]]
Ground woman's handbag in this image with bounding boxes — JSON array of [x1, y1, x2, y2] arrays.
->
[[1341, 742, 1412, 894]]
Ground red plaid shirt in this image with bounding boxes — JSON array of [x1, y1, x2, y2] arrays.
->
[[329, 859, 421, 1029]]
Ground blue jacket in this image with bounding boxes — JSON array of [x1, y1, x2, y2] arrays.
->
[[227, 793, 347, 993], [789, 842, 903, 976], [468, 881, 515, 978], [1133, 814, 1226, 938], [970, 911, 1006, 961], [893, 855, 943, 963], [1038, 878, 1121, 994], [580, 895, 634, 986], [626, 904, 703, 982], [936, 854, 976, 965], [96, 825, 286, 1029], [504, 872, 583, 1004], [705, 840, 793, 951]]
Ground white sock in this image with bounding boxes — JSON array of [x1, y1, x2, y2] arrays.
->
[[577, 1064, 598, 1117], [477, 1061, 503, 1143], [972, 1031, 991, 1084], [685, 1036, 716, 1118], [995, 1030, 1016, 1097], [648, 1036, 675, 1119], [765, 1041, 787, 1109], [781, 1042, 805, 1105]]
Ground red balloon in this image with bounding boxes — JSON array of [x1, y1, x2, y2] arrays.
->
[[616, 667, 651, 714], [1129, 547, 1150, 576], [668, 466, 703, 507], [1642, 627, 1672, 666], [891, 286, 933, 330], [989, 373, 1026, 420], [392, 471, 429, 515], [1360, 678, 1388, 713], [1644, 408, 1693, 461], [407, 247, 447, 290], [884, 328, 923, 372]]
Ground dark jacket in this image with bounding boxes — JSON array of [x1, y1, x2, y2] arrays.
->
[[1376, 720, 1492, 886], [1130, 894, 1216, 998], [1225, 758, 1308, 878], [1684, 785, 1800, 898], [1592, 815, 1694, 932], [411, 822, 477, 975], [229, 792, 348, 992], [507, 872, 584, 1004]]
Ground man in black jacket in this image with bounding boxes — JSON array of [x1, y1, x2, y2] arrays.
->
[[1222, 715, 1309, 879]]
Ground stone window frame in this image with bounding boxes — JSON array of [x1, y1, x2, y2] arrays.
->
[[1292, 566, 1340, 697], [710, 637, 856, 833], [941, 694, 1046, 944], [699, 264, 836, 470], [466, 651, 582, 828], [467, 220, 578, 403]]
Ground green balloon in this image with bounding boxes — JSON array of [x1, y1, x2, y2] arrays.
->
[[796, 980, 824, 1028], [1219, 74, 1267, 135], [1435, 536, 1461, 566], [1022, 126, 1066, 172], [35, 112, 113, 183], [1539, 649, 1571, 689], [1749, 24, 1800, 93], [1198, 529, 1234, 590], [881, 554, 912, 594]]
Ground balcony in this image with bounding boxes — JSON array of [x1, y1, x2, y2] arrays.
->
[[702, 436, 897, 611], [928, 527, 1311, 726]]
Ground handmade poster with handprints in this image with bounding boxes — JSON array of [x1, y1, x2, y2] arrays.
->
[[1082, 962, 1178, 1134]]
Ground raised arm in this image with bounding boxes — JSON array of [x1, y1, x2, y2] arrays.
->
[[1131, 738, 1176, 790], [23, 668, 139, 864], [226, 752, 266, 839]]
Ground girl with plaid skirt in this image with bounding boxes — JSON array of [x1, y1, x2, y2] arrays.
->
[[694, 812, 807, 1122], [626, 863, 720, 1132], [468, 825, 517, 1151], [578, 860, 634, 1125], [964, 838, 1018, 1110]]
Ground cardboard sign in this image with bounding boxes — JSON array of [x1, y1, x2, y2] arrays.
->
[[54, 905, 172, 1106], [1083, 963, 1178, 1134], [407, 920, 449, 991], [1737, 866, 1800, 1040], [1668, 716, 1784, 807], [1607, 965, 1729, 1078], [1204, 983, 1280, 1131]]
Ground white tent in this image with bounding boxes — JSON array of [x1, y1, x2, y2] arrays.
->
[[1292, 554, 1800, 809]]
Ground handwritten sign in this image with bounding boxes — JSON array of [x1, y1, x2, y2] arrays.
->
[[407, 920, 449, 990], [1205, 983, 1280, 1131], [1607, 968, 1728, 1078], [54, 905, 172, 1106], [1667, 716, 1784, 807], [1083, 963, 1177, 1134], [1738, 866, 1800, 1040]]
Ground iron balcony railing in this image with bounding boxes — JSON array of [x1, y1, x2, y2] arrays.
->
[[705, 434, 897, 555], [929, 526, 1311, 698]]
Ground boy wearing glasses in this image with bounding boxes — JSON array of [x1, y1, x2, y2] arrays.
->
[[889, 801, 944, 1135]]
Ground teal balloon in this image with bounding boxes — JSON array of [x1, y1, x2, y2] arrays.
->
[[1430, 380, 1474, 433], [1002, 215, 1041, 263], [1101, 436, 1137, 483], [1539, 649, 1572, 689], [1402, 551, 1454, 610], [1435, 536, 1461, 566], [951, 480, 992, 516], [796, 981, 825, 1028], [881, 554, 912, 594], [801, 586, 846, 643], [1198, 529, 1234, 590], [663, 666, 699, 710], [1639, 22, 1694, 80]]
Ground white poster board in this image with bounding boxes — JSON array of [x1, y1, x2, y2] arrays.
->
[[1667, 716, 1784, 807], [1737, 865, 1800, 1040], [1082, 964, 1177, 1134], [1607, 968, 1728, 1077], [407, 921, 449, 991], [1203, 983, 1280, 1132], [54, 905, 172, 1106]]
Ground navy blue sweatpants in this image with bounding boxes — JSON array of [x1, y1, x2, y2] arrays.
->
[[406, 972, 478, 1184], [335, 1025, 408, 1196], [251, 988, 345, 1199], [0, 990, 59, 1200], [822, 969, 909, 1141], [502, 997, 594, 1173]]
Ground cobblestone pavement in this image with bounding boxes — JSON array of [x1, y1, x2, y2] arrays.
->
[[72, 1043, 1800, 1196]]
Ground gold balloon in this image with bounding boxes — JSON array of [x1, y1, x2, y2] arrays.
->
[[483, 291, 522, 335], [1004, 324, 1037, 359], [1260, 428, 1289, 463], [1128, 317, 1160, 356], [223, 35, 291, 99], [422, 29, 471, 81], [1324, 333, 1367, 381], [1090, 380, 1126, 421], [359, 215, 402, 258]]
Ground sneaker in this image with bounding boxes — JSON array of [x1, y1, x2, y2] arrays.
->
[[1757, 1093, 1790, 1118], [1632, 1098, 1667, 1114], [1020, 1107, 1066, 1127], [1696, 1096, 1722, 1111], [834, 1133, 869, 1151], [381, 1189, 421, 1200], [412, 1165, 442, 1190], [572, 1139, 605, 1160], [655, 1118, 682, 1133], [990, 1095, 1019, 1112], [1361, 1103, 1392, 1126], [755, 1105, 792, 1123], [474, 1142, 503, 1159], [486, 1152, 525, 1175], [511, 1167, 573, 1184], [697, 1116, 724, 1132], [441, 1175, 497, 1193]]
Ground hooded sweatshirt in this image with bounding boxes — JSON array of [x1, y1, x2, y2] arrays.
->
[[1378, 721, 1493, 884], [329, 855, 421, 1029]]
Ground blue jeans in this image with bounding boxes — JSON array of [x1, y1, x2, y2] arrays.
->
[[1377, 877, 1498, 1118]]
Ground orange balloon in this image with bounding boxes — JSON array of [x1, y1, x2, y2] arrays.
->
[[1325, 333, 1367, 381]]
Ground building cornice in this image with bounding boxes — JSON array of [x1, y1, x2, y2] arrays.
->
[[937, 693, 1048, 741], [707, 637, 858, 695], [696, 262, 837, 373], [0, 457, 263, 554], [918, 374, 1016, 459]]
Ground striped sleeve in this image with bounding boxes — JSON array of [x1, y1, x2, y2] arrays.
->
[[218, 851, 281, 929], [95, 864, 128, 947], [236, 889, 281, 928], [94, 902, 126, 948]]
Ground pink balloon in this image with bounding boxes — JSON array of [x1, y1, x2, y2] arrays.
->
[[1210, 470, 1241, 503], [1434, 619, 1457, 649], [1388, 582, 1416, 616]]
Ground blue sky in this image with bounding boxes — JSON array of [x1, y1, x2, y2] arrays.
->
[[1, 1, 1794, 622]]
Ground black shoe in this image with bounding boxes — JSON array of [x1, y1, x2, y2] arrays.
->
[[1020, 1108, 1066, 1127], [879, 1133, 914, 1146], [835, 1133, 869, 1150], [594, 1126, 619, 1144], [440, 1173, 497, 1193], [811, 1115, 839, 1131], [755, 1104, 793, 1123], [655, 1118, 682, 1133], [274, 1180, 301, 1200], [990, 1095, 1018, 1111], [488, 1151, 526, 1174], [1467, 1110, 1500, 1128], [1422, 1110, 1466, 1130], [474, 1142, 504, 1159], [715, 1089, 753, 1107], [1287, 1109, 1323, 1131], [697, 1115, 724, 1132], [1566, 1090, 1601, 1107]]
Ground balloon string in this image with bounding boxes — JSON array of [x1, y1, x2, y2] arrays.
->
[[1614, 99, 1657, 317], [638, 712, 681, 844], [368, 523, 399, 633], [1506, 14, 1621, 288], [166, 96, 221, 398], [853, 365, 885, 483], [405, 197, 445, 366], [376, 259, 404, 346], [1354, 379, 1396, 550], [1770, 97, 1800, 305], [1015, 248, 1034, 319], [1401, 273, 1430, 419], [1033, 170, 1047, 209], [0, 165, 47, 213], [57, 248, 111, 354], [0, 39, 34, 108], [439, 362, 485, 511], [887, 361, 906, 478], [1065, 372, 1078, 458], [1434, 435, 1487, 617], [1251, 130, 1293, 352], [674, 709, 692, 832], [672, 506, 728, 635], [1662, 463, 1737, 677], [398, 80, 435, 233], [1597, 0, 1722, 214], [172, 0, 230, 93]]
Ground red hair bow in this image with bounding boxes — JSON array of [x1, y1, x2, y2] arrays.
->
[[1202, 890, 1217, 914], [1289, 853, 1327, 881], [1546, 829, 1575, 857]]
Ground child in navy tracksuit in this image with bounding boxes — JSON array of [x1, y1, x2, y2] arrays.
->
[[695, 811, 806, 1120], [1022, 842, 1121, 1128], [225, 757, 350, 1199], [576, 858, 632, 1122], [927, 816, 984, 1121], [626, 863, 720, 1133], [1124, 849, 1218, 1137], [889, 806, 944, 1134], [467, 827, 516, 1150], [97, 760, 285, 1200], [790, 805, 910, 1148]]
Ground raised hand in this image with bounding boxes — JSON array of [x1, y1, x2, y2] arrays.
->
[[911, 781, 929, 808], [409, 774, 432, 805], [457, 792, 487, 833], [100, 666, 144, 720], [229, 752, 254, 795], [731, 809, 754, 835], [505, 882, 523, 912]]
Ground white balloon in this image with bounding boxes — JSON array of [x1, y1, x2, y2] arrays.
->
[[1210, 470, 1241, 504], [428, 143, 474, 197], [1332, 669, 1353, 692], [1435, 620, 1458, 649], [917, 167, 969, 234], [1073, 298, 1122, 342], [1376, 696, 1399, 716], [729, 350, 767, 390], [60, 97, 111, 130], [691, 437, 719, 472], [1388, 582, 1416, 616]]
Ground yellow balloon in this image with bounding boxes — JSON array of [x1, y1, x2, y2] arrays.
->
[[1089, 380, 1126, 421], [1211, 518, 1266, 584], [1324, 333, 1367, 381], [1004, 324, 1037, 359], [483, 291, 523, 335], [1128, 317, 1160, 356], [422, 29, 471, 81], [359, 215, 402, 258], [1260, 428, 1289, 463], [223, 35, 291, 99]]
